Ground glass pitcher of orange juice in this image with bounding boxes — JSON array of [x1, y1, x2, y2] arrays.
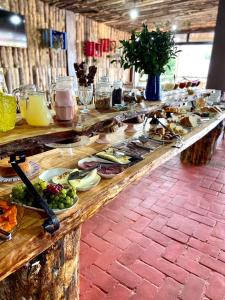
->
[[25, 91, 52, 126], [13, 84, 36, 119]]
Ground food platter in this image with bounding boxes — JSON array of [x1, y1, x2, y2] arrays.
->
[[0, 201, 24, 243], [96, 148, 132, 165], [78, 157, 125, 179], [39, 168, 101, 191], [10, 197, 78, 215], [76, 175, 101, 191], [39, 168, 71, 182], [0, 161, 40, 184], [148, 135, 179, 144]]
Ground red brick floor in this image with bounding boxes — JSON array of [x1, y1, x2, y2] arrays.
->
[[80, 138, 225, 300]]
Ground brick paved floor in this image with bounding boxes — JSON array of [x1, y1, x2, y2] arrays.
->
[[80, 138, 225, 300]]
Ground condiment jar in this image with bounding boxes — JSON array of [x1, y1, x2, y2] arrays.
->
[[95, 76, 112, 110], [51, 76, 78, 122], [112, 80, 123, 106]]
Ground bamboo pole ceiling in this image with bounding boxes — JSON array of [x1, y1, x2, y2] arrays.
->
[[42, 0, 219, 32]]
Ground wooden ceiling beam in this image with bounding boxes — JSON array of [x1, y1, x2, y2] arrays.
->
[[40, 0, 219, 32]]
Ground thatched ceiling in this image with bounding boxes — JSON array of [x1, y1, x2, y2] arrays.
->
[[42, 0, 219, 32]]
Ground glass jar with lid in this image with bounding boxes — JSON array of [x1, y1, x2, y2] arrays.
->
[[95, 76, 112, 110], [112, 80, 123, 106], [51, 76, 78, 122]]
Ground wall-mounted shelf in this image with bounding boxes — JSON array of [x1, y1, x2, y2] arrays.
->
[[41, 29, 67, 50]]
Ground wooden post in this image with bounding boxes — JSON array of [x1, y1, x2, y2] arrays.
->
[[206, 0, 225, 91], [0, 226, 81, 300], [66, 10, 77, 83], [180, 122, 223, 165]]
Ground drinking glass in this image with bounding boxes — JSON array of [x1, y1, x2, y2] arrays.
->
[[78, 85, 93, 113]]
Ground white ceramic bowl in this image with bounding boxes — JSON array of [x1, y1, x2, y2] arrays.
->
[[39, 168, 72, 182]]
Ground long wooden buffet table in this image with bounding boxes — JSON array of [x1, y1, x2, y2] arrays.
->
[[0, 103, 224, 300]]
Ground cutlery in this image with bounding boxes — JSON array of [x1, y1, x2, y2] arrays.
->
[[67, 169, 95, 181], [0, 228, 12, 241]]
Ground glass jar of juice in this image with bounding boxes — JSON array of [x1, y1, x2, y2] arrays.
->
[[51, 76, 78, 122], [25, 91, 52, 126]]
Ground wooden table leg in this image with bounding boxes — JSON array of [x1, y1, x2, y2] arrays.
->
[[180, 121, 223, 165], [0, 225, 81, 300]]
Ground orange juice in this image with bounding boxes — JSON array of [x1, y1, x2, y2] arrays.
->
[[25, 92, 52, 126], [19, 98, 27, 119]]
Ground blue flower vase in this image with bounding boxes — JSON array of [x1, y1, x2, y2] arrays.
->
[[145, 74, 161, 101]]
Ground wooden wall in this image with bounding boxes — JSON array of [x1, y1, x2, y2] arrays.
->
[[74, 14, 130, 83], [0, 0, 130, 92]]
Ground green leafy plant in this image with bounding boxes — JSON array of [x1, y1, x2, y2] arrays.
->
[[119, 24, 180, 76]]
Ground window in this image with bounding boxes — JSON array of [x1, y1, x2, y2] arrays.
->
[[175, 44, 212, 85], [134, 44, 213, 88]]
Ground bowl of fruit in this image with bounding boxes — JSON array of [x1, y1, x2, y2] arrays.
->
[[10, 180, 78, 214]]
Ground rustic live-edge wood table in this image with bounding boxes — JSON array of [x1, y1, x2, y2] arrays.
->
[[0, 102, 224, 300]]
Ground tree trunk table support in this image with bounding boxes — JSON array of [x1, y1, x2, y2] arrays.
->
[[180, 121, 223, 165], [0, 226, 81, 300]]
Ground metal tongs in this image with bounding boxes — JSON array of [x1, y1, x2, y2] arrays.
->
[[0, 228, 12, 241], [10, 152, 60, 234], [67, 169, 95, 181]]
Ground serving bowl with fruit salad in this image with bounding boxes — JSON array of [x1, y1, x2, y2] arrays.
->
[[10, 180, 78, 214]]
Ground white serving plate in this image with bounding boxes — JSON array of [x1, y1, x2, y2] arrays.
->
[[11, 196, 78, 215], [39, 167, 101, 191], [39, 168, 72, 182], [76, 174, 101, 191], [78, 157, 117, 169], [78, 157, 124, 179], [97, 171, 121, 179]]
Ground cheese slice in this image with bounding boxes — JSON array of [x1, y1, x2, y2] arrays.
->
[[96, 148, 131, 164]]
